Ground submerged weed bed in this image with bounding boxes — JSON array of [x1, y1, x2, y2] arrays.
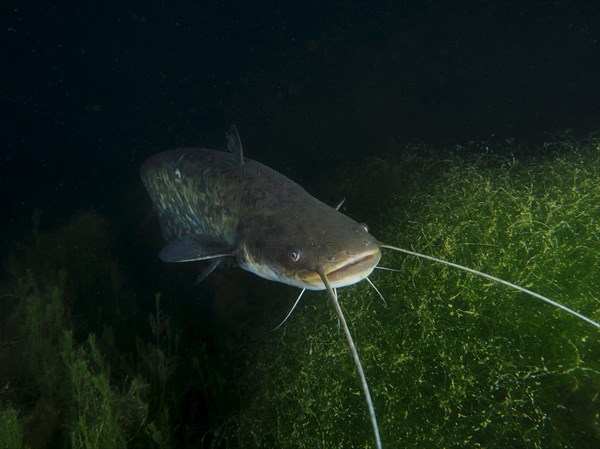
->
[[1, 135, 598, 449], [229, 137, 600, 448]]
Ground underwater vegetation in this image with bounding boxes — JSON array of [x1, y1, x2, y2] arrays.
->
[[0, 212, 159, 449], [228, 134, 600, 448], [1, 133, 598, 448], [0, 211, 237, 448]]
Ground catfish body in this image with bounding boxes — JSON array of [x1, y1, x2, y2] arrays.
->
[[140, 135, 381, 290]]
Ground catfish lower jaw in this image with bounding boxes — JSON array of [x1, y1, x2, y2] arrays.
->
[[299, 249, 381, 289]]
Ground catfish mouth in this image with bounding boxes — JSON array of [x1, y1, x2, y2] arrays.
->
[[327, 254, 377, 279], [299, 248, 381, 289]]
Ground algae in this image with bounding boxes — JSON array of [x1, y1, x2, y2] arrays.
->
[[0, 210, 245, 448], [0, 405, 28, 449], [230, 135, 600, 448], [0, 212, 170, 448], [1, 136, 598, 449]]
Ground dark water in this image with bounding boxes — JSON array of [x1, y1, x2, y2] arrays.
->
[[3, 2, 600, 230], [1, 2, 599, 448]]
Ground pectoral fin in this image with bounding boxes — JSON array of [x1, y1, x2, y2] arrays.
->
[[159, 234, 235, 263]]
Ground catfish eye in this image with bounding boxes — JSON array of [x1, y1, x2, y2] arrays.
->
[[359, 223, 369, 232], [287, 247, 301, 262]]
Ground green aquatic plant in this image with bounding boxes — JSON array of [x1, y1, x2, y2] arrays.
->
[[62, 331, 149, 449], [133, 293, 178, 449], [0, 275, 156, 449], [229, 136, 600, 448], [0, 274, 69, 447], [0, 405, 29, 449], [0, 211, 173, 448], [1, 137, 598, 448]]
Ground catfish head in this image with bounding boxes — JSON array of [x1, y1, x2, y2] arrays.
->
[[236, 202, 381, 290]]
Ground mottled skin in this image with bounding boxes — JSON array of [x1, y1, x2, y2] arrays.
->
[[140, 147, 381, 289]]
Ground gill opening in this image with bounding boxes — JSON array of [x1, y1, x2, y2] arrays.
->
[[379, 243, 599, 329], [317, 267, 383, 449]]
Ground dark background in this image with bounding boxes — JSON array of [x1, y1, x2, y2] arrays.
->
[[1, 2, 599, 445], [2, 0, 599, 235]]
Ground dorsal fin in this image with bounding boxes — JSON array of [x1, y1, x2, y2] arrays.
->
[[226, 124, 244, 166]]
